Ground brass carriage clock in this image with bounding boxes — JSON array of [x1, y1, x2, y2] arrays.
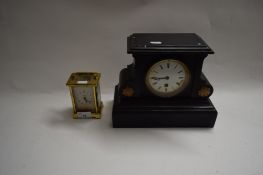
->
[[112, 33, 218, 127], [66, 72, 102, 119]]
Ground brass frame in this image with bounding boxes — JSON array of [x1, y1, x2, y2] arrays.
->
[[66, 72, 102, 119]]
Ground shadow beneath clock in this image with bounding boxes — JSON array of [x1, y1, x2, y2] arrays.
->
[[45, 99, 215, 154], [44, 108, 95, 132]]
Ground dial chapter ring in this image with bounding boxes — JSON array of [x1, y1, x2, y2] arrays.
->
[[145, 59, 190, 98]]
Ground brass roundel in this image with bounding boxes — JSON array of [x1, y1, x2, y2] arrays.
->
[[122, 86, 134, 97], [198, 86, 211, 97]]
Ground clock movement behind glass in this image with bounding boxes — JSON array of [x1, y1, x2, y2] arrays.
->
[[112, 33, 217, 128]]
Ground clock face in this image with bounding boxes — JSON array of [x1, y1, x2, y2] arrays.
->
[[72, 86, 95, 112], [145, 59, 190, 97]]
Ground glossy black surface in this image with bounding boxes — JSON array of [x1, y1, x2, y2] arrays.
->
[[128, 33, 214, 53], [112, 86, 217, 128], [112, 33, 217, 128]]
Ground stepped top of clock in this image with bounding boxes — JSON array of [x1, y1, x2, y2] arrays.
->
[[66, 72, 100, 86], [127, 33, 214, 54]]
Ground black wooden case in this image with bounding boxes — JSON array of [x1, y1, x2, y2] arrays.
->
[[112, 33, 217, 128]]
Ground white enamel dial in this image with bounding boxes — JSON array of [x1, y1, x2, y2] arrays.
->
[[145, 59, 190, 97], [72, 86, 95, 112]]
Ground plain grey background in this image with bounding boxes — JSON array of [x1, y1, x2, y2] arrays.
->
[[0, 0, 263, 175]]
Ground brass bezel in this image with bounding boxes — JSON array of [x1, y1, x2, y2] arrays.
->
[[145, 59, 191, 98]]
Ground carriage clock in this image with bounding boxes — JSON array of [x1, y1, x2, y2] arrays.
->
[[112, 33, 218, 127], [66, 72, 102, 119]]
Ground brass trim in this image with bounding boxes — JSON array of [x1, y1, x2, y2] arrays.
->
[[122, 86, 134, 97], [198, 86, 211, 97], [66, 72, 101, 86], [66, 72, 102, 119], [69, 87, 76, 113], [72, 105, 102, 119], [93, 86, 98, 113], [96, 83, 102, 109]]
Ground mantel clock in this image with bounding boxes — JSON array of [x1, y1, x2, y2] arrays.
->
[[112, 33, 218, 127]]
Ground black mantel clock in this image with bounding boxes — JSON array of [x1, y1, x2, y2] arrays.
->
[[112, 33, 218, 128]]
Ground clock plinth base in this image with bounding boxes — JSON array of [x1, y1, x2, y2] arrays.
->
[[112, 86, 217, 128]]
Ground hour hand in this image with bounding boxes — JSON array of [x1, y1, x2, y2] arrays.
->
[[150, 76, 169, 80], [150, 77, 159, 80], [83, 97, 88, 103]]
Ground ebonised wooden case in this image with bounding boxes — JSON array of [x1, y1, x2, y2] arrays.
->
[[112, 33, 217, 128]]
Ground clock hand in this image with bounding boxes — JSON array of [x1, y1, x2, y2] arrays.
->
[[151, 76, 169, 80], [83, 97, 88, 103], [162, 76, 169, 80], [150, 77, 158, 80]]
